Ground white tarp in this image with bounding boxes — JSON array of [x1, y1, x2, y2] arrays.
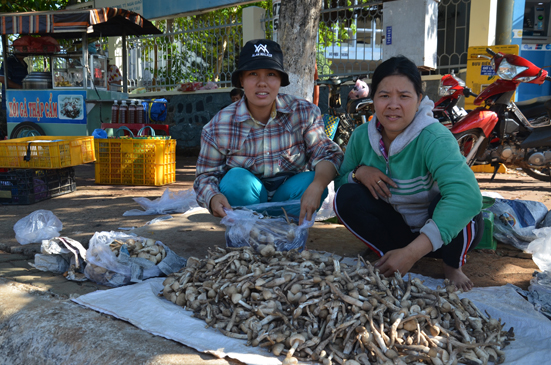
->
[[73, 276, 551, 365]]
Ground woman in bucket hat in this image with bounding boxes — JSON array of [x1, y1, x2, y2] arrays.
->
[[194, 39, 343, 223]]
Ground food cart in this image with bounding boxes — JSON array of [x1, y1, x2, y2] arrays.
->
[[0, 7, 162, 138]]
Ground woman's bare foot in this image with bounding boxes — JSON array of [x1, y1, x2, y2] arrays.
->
[[443, 264, 473, 292]]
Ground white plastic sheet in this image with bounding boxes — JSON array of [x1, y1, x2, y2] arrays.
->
[[73, 278, 282, 365], [73, 274, 551, 365], [123, 188, 199, 216]]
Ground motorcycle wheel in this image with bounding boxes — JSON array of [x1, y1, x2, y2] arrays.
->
[[10, 122, 45, 139], [454, 129, 485, 166], [521, 167, 551, 182]]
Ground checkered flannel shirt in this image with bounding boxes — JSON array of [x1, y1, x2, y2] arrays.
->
[[194, 93, 344, 210]]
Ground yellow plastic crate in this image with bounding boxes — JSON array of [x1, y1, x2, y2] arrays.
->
[[0, 136, 95, 169], [94, 138, 176, 186]]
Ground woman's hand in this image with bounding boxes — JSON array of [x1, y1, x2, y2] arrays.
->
[[374, 248, 419, 277], [354, 165, 397, 199], [299, 182, 324, 224], [299, 161, 337, 224], [375, 233, 433, 277], [210, 194, 232, 218]]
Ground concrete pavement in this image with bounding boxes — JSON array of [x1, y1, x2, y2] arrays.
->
[[0, 158, 545, 364]]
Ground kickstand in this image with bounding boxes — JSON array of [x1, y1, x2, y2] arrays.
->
[[490, 163, 500, 181]]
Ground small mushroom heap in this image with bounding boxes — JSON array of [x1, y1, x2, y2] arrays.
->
[[109, 237, 166, 264], [162, 246, 514, 365], [87, 237, 166, 281], [228, 208, 300, 252], [248, 218, 298, 251]]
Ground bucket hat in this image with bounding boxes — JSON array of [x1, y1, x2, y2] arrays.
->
[[231, 39, 290, 88]]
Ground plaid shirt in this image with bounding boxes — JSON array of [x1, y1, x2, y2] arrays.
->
[[194, 93, 344, 209]]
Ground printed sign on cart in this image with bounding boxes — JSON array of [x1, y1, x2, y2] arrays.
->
[[6, 90, 87, 124], [58, 94, 84, 120]]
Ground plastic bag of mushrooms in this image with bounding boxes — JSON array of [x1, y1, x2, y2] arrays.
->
[[221, 201, 314, 254], [84, 231, 187, 287], [162, 246, 515, 365]]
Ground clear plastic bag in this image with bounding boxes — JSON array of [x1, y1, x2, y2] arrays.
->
[[14, 210, 63, 245], [123, 188, 199, 216], [526, 227, 551, 272], [315, 181, 336, 221], [84, 231, 187, 287], [220, 200, 314, 253]]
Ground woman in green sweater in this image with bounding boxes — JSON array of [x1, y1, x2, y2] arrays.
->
[[334, 56, 483, 291]]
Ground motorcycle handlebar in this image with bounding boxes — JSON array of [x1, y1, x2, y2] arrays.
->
[[486, 48, 497, 57], [463, 87, 478, 98]]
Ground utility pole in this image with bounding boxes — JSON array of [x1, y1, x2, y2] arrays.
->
[[496, 0, 514, 45]]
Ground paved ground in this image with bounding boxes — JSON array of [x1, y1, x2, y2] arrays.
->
[[0, 157, 547, 364]]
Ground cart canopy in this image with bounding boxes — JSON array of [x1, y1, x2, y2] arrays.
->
[[0, 7, 162, 38]]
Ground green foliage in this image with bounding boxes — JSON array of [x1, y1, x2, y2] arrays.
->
[[127, 0, 376, 87], [0, 0, 70, 12], [316, 47, 333, 76], [140, 2, 272, 87]]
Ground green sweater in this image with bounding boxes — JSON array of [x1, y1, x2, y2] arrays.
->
[[335, 97, 482, 251]]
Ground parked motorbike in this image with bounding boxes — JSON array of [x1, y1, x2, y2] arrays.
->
[[450, 47, 551, 181], [316, 75, 373, 150], [433, 71, 477, 128]]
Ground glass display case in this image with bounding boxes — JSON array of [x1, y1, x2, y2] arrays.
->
[[52, 54, 107, 89]]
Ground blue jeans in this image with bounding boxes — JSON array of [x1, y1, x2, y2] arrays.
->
[[219, 167, 328, 217]]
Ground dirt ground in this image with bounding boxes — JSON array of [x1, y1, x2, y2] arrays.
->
[[0, 156, 547, 291]]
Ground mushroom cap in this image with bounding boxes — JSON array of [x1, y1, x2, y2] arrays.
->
[[282, 357, 298, 365], [231, 293, 242, 304], [289, 333, 306, 345], [272, 342, 285, 356]]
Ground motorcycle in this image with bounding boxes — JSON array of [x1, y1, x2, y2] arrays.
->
[[450, 47, 551, 182], [316, 75, 373, 150], [433, 71, 477, 129]]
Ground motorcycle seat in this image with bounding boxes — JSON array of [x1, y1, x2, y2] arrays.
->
[[516, 96, 551, 119], [346, 97, 373, 114]]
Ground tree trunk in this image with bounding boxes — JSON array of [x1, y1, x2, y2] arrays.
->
[[278, 0, 322, 102]]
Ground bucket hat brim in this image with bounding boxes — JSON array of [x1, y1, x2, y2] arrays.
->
[[231, 61, 290, 88]]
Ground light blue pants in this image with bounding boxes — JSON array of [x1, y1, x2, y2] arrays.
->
[[219, 167, 328, 217]]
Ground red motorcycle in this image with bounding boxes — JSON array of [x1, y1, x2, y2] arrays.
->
[[450, 48, 551, 181], [433, 71, 477, 129]]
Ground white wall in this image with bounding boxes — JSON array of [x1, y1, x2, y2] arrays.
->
[[382, 0, 438, 69]]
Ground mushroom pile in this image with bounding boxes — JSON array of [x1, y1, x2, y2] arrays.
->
[[109, 237, 167, 264], [86, 237, 166, 284], [247, 218, 298, 249], [225, 208, 303, 253], [162, 246, 514, 365]]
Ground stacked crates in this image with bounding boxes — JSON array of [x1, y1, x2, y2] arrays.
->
[[94, 138, 175, 186], [0, 136, 95, 169], [0, 167, 76, 204]]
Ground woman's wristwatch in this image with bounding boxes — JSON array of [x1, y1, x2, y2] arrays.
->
[[351, 164, 363, 184]]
